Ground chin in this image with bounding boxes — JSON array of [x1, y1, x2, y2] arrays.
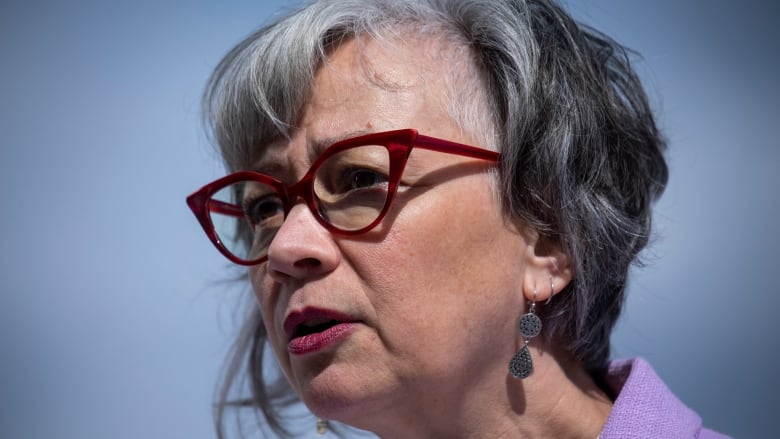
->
[[298, 367, 392, 426]]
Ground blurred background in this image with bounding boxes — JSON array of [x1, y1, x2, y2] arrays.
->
[[1, 1, 777, 438]]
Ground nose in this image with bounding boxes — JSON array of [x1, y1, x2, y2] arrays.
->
[[266, 203, 341, 282]]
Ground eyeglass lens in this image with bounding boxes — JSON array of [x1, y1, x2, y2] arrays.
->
[[207, 144, 392, 262]]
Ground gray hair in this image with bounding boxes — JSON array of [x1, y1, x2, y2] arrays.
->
[[204, 0, 667, 436]]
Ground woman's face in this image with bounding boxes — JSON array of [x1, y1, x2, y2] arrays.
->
[[249, 38, 536, 429]]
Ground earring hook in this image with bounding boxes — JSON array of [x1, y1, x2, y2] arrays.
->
[[545, 278, 554, 305]]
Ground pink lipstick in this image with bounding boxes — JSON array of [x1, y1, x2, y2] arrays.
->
[[284, 308, 359, 355]]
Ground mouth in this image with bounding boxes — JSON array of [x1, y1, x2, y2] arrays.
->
[[291, 317, 344, 338], [284, 308, 360, 344]]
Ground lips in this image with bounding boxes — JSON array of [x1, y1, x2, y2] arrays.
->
[[283, 308, 359, 355]]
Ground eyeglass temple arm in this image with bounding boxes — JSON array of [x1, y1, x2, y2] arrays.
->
[[413, 133, 500, 162], [208, 199, 244, 217]]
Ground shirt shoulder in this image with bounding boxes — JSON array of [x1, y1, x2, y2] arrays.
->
[[598, 358, 732, 439]]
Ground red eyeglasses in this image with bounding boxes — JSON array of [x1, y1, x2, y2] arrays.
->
[[187, 128, 500, 265]]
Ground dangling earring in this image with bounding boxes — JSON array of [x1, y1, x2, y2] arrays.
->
[[316, 417, 329, 436], [509, 287, 543, 379]]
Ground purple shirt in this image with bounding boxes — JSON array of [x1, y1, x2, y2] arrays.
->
[[599, 358, 731, 438]]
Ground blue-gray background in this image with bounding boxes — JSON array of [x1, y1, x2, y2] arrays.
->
[[1, 1, 777, 438]]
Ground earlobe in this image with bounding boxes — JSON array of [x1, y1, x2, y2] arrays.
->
[[521, 234, 573, 303]]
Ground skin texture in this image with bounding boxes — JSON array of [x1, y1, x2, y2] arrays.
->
[[249, 37, 609, 438]]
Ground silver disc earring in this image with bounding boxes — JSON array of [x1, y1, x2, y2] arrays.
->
[[509, 289, 542, 379]]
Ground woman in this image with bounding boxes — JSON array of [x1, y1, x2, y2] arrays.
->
[[187, 0, 729, 437]]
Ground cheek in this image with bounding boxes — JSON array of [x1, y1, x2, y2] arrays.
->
[[249, 266, 268, 310], [350, 223, 524, 377], [351, 183, 526, 331], [248, 266, 300, 381], [392, 187, 522, 287], [249, 267, 283, 347]]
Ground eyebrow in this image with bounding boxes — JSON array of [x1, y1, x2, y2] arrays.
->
[[309, 129, 373, 157], [251, 128, 376, 175], [249, 143, 287, 175]]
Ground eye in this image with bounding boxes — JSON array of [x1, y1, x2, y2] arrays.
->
[[313, 145, 391, 198], [243, 194, 284, 225], [344, 168, 388, 191]]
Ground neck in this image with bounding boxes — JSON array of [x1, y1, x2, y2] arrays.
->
[[515, 344, 613, 439], [356, 342, 613, 439]]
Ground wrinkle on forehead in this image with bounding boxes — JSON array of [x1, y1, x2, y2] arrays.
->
[[317, 36, 419, 97], [354, 39, 418, 92], [318, 31, 497, 149]]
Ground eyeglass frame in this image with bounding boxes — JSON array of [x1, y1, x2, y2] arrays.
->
[[186, 128, 501, 266]]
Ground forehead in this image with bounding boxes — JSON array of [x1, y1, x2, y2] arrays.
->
[[252, 35, 471, 171], [304, 36, 458, 129]]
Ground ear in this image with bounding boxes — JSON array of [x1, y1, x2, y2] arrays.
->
[[521, 230, 573, 303]]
